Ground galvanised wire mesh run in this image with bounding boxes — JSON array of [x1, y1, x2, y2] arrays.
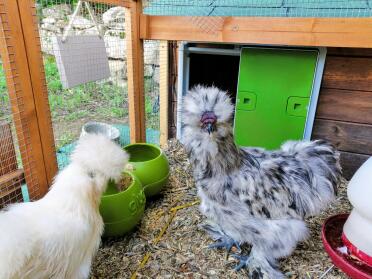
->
[[143, 0, 372, 17], [0, 7, 36, 206], [35, 0, 161, 169], [144, 39, 161, 143], [0, 62, 27, 207]]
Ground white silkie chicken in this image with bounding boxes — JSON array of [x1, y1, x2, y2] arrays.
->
[[182, 85, 342, 278], [0, 134, 128, 279]]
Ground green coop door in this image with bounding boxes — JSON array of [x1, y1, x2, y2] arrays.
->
[[234, 48, 318, 149]]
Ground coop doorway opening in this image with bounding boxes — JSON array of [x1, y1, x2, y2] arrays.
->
[[177, 43, 241, 139], [176, 43, 326, 147]]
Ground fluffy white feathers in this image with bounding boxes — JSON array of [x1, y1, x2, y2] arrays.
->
[[0, 134, 128, 279]]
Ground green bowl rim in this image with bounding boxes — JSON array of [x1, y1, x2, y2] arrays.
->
[[143, 172, 170, 190], [102, 171, 139, 198], [124, 143, 165, 164]]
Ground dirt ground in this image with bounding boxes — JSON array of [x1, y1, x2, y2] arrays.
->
[[91, 140, 351, 279]]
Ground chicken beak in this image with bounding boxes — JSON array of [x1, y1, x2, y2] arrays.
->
[[201, 111, 217, 134], [206, 123, 214, 134]]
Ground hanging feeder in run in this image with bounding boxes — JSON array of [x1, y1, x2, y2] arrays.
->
[[52, 1, 110, 89]]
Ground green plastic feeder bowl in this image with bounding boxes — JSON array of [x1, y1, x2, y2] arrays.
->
[[124, 143, 169, 197], [100, 171, 145, 237]]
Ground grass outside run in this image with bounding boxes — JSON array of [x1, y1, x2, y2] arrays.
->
[[0, 56, 159, 149]]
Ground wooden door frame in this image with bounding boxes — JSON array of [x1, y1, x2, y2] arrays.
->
[[0, 0, 56, 199]]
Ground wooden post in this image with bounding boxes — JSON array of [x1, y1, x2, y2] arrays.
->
[[0, 0, 49, 199], [159, 41, 169, 146], [126, 0, 146, 143], [17, 0, 58, 185], [168, 41, 178, 139], [140, 16, 372, 48]]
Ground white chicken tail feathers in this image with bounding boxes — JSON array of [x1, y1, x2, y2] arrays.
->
[[281, 139, 342, 216], [71, 134, 129, 182]]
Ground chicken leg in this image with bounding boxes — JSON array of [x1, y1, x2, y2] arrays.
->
[[201, 221, 241, 253]]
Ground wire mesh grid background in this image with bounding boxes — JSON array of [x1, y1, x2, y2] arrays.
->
[[35, 0, 162, 170], [0, 6, 36, 207], [143, 0, 372, 17], [0, 66, 26, 208]]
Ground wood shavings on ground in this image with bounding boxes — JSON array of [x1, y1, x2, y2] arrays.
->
[[91, 139, 351, 279]]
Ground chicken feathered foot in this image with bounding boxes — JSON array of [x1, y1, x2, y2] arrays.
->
[[200, 221, 241, 253], [208, 235, 241, 252], [232, 254, 251, 271], [232, 249, 284, 279]]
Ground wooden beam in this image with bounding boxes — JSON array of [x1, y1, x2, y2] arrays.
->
[[17, 0, 58, 186], [159, 41, 169, 147], [0, 0, 49, 199], [0, 122, 24, 206], [0, 169, 24, 192], [312, 119, 372, 155], [0, 169, 24, 208], [323, 56, 372, 91], [168, 41, 178, 139], [316, 88, 372, 125], [126, 0, 146, 142], [327, 47, 372, 57], [140, 16, 372, 48]]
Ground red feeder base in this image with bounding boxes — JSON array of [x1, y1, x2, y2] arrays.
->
[[322, 214, 372, 279]]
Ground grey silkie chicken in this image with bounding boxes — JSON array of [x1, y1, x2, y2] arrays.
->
[[182, 85, 342, 278]]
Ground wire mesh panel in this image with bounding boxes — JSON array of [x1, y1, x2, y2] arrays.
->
[[34, 0, 160, 169], [0, 1, 42, 206], [0, 62, 26, 207], [143, 0, 372, 17], [144, 39, 160, 144]]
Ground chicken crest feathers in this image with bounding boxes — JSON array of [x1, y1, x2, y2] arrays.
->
[[183, 85, 234, 128]]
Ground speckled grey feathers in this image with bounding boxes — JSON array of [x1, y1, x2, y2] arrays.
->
[[183, 85, 342, 279]]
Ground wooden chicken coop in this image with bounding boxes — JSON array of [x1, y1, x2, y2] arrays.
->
[[0, 0, 372, 207]]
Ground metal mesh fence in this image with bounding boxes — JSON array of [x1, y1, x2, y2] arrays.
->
[[35, 0, 161, 169], [0, 63, 26, 207], [143, 0, 372, 17], [144, 39, 160, 143], [0, 4, 36, 206]]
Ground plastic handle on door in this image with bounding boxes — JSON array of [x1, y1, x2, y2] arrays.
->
[[287, 96, 309, 117], [236, 91, 257, 111]]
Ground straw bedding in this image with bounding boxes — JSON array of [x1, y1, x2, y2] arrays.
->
[[91, 140, 351, 279]]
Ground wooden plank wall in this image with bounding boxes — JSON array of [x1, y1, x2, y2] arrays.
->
[[312, 48, 372, 179]]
